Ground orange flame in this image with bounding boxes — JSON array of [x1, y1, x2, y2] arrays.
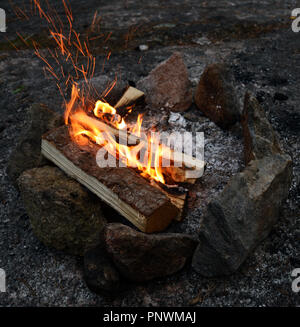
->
[[16, 0, 170, 184], [66, 85, 166, 184]]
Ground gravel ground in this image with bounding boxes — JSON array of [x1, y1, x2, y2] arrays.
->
[[0, 0, 299, 306]]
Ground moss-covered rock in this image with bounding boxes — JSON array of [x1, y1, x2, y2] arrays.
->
[[18, 166, 106, 256]]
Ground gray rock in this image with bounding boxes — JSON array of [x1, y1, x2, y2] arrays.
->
[[105, 223, 198, 282], [18, 166, 106, 256], [194, 63, 241, 128], [242, 92, 282, 165], [84, 243, 121, 296], [192, 153, 292, 277], [7, 103, 63, 187], [137, 52, 193, 112]]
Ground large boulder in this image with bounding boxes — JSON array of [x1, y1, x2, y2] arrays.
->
[[104, 223, 198, 282], [18, 166, 106, 256], [7, 103, 63, 186], [242, 92, 282, 165], [192, 153, 292, 277], [194, 63, 241, 128], [137, 52, 193, 112]]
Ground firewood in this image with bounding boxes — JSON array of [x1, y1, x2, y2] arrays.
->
[[115, 86, 145, 108], [41, 126, 180, 233], [113, 86, 204, 181], [70, 113, 205, 183], [151, 181, 187, 221]]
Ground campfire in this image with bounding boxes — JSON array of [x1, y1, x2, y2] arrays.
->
[[41, 81, 204, 232], [8, 0, 293, 296], [20, 1, 205, 232], [65, 84, 203, 186]]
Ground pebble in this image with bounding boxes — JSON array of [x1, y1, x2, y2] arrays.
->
[[139, 44, 149, 51]]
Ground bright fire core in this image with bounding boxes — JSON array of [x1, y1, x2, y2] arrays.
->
[[65, 84, 169, 184]]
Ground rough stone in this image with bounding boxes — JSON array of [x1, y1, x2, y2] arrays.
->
[[7, 103, 63, 187], [242, 92, 282, 165], [105, 223, 198, 282], [18, 166, 106, 256], [137, 52, 193, 112], [194, 63, 241, 128], [84, 243, 121, 296], [192, 153, 292, 277]]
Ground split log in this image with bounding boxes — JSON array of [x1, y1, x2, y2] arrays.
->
[[151, 181, 187, 222], [115, 86, 145, 108], [41, 126, 180, 233]]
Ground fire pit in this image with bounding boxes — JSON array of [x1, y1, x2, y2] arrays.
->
[[41, 82, 204, 233], [5, 0, 293, 298], [16, 54, 292, 293]]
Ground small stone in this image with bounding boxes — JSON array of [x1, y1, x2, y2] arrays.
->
[[192, 153, 292, 277], [105, 223, 198, 282], [242, 92, 282, 165], [137, 52, 193, 112], [139, 44, 149, 51], [153, 23, 176, 29], [7, 103, 63, 187], [18, 166, 106, 256], [194, 36, 211, 46], [194, 63, 241, 129], [84, 243, 121, 296]]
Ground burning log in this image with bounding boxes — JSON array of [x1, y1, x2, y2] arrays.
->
[[64, 84, 204, 185], [69, 112, 204, 184], [116, 87, 205, 182], [41, 126, 180, 233]]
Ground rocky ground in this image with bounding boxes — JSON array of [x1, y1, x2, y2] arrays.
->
[[0, 0, 299, 306]]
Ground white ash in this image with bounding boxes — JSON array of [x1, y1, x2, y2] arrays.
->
[[165, 111, 244, 235], [168, 112, 187, 128]]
